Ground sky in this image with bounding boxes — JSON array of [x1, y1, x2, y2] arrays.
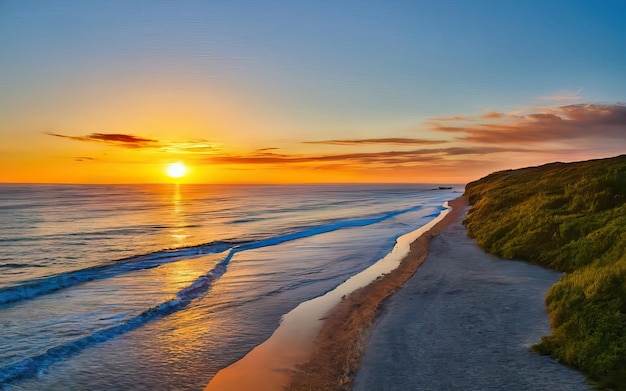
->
[[1, 0, 625, 184]]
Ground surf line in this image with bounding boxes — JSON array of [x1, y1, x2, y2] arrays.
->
[[205, 202, 451, 391], [0, 242, 236, 306], [0, 204, 428, 385], [0, 205, 425, 306]]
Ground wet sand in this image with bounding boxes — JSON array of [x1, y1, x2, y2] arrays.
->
[[286, 197, 466, 390], [205, 196, 589, 390], [353, 202, 591, 390], [206, 201, 453, 391]]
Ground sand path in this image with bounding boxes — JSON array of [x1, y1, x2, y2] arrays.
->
[[353, 204, 591, 391]]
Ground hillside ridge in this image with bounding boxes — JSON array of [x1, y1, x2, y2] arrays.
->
[[464, 154, 626, 390]]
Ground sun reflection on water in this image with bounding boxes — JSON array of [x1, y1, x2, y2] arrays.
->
[[170, 184, 191, 245], [145, 253, 226, 373]]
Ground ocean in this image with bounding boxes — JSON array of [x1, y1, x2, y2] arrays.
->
[[0, 184, 456, 390]]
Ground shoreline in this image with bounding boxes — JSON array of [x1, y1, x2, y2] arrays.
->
[[353, 196, 591, 390], [205, 198, 457, 391], [285, 195, 467, 390]]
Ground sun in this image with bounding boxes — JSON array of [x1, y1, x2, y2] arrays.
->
[[166, 162, 187, 179]]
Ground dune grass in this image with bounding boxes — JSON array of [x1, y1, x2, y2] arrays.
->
[[464, 155, 626, 390]]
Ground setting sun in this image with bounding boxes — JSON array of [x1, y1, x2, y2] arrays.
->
[[166, 162, 187, 179]]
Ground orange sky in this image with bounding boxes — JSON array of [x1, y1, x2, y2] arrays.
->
[[2, 2, 625, 184], [3, 100, 625, 184]]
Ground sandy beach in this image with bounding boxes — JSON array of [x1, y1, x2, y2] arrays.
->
[[206, 195, 591, 390], [285, 196, 467, 390], [353, 201, 591, 390], [206, 200, 453, 391], [288, 196, 591, 390]]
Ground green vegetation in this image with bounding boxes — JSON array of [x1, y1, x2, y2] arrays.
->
[[464, 155, 626, 390]]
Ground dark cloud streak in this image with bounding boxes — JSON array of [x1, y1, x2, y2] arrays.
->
[[46, 132, 158, 148], [206, 146, 538, 166], [46, 132, 222, 154], [303, 138, 446, 146]]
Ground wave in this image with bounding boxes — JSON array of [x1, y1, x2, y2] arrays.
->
[[0, 241, 238, 306], [232, 204, 424, 253], [0, 262, 227, 385], [0, 203, 436, 385], [0, 205, 425, 309]]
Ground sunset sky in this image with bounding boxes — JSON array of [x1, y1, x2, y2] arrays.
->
[[1, 1, 625, 184]]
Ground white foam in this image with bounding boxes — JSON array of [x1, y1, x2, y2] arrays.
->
[[205, 202, 451, 391]]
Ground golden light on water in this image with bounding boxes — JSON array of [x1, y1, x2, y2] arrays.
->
[[166, 162, 187, 179]]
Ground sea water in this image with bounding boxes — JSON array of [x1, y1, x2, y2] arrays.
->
[[0, 184, 456, 390]]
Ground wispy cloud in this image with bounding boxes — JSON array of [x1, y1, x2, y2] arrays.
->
[[481, 112, 506, 119], [536, 88, 585, 102], [431, 115, 472, 121], [160, 141, 217, 154], [46, 132, 219, 154], [46, 132, 159, 149], [206, 151, 442, 166], [432, 103, 626, 144], [303, 137, 446, 146], [43, 102, 621, 180], [205, 146, 539, 166]]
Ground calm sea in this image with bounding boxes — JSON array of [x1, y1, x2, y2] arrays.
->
[[0, 184, 457, 390]]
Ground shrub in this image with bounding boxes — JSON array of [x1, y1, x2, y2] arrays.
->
[[464, 155, 626, 390]]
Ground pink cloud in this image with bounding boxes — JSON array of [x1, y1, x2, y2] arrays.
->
[[432, 103, 626, 144], [481, 112, 506, 119]]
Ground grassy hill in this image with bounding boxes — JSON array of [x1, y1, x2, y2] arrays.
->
[[463, 155, 626, 390]]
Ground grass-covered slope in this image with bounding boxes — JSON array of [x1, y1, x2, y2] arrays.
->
[[463, 155, 626, 390]]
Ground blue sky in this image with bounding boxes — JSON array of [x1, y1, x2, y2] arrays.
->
[[1, 1, 625, 183]]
